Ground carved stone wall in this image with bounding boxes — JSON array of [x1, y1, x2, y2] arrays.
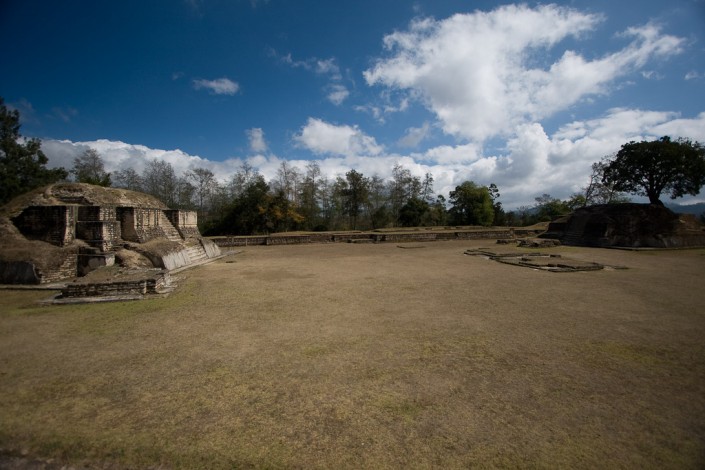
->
[[11, 206, 77, 246], [36, 249, 79, 284], [540, 204, 705, 248], [118, 207, 174, 243], [1, 183, 223, 286], [61, 271, 171, 298], [166, 210, 201, 239], [76, 206, 121, 251], [210, 228, 531, 247]]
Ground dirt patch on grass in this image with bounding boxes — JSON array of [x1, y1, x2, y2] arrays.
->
[[1, 241, 704, 468]]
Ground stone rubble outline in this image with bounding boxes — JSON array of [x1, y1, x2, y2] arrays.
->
[[463, 248, 626, 272]]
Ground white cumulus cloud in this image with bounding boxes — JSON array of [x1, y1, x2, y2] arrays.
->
[[246, 128, 268, 153], [363, 5, 684, 143], [315, 58, 342, 80], [40, 139, 238, 182], [398, 122, 431, 148], [327, 84, 350, 106], [192, 77, 240, 95], [293, 118, 384, 157]]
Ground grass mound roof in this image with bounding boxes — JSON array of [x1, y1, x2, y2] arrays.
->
[[0, 183, 167, 218]]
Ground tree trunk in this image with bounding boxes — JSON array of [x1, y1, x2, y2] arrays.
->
[[648, 192, 664, 205]]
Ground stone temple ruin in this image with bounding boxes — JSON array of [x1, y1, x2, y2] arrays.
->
[[0, 183, 220, 294], [539, 203, 705, 248]]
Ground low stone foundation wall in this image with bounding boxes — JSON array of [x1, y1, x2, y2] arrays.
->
[[514, 229, 546, 238], [455, 230, 514, 239], [210, 236, 270, 247], [266, 235, 312, 245], [61, 271, 171, 298], [333, 233, 375, 243], [376, 233, 442, 243], [210, 228, 542, 248]]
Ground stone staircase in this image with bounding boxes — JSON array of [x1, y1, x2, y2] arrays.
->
[[39, 251, 78, 284], [185, 241, 209, 264], [158, 212, 183, 242], [561, 214, 589, 246]]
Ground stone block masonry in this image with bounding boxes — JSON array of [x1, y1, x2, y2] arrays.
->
[[209, 228, 546, 248], [1, 183, 222, 286], [37, 249, 79, 284], [166, 210, 201, 239], [61, 270, 171, 298], [76, 206, 121, 251], [118, 207, 178, 243], [11, 206, 77, 246]]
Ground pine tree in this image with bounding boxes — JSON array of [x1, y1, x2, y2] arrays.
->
[[0, 97, 67, 205]]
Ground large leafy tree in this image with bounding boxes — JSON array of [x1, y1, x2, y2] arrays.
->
[[207, 174, 271, 235], [487, 183, 507, 225], [580, 160, 629, 206], [299, 161, 325, 230], [113, 167, 143, 191], [265, 188, 304, 233], [388, 163, 421, 224], [0, 97, 68, 205], [71, 148, 111, 186], [142, 159, 179, 207], [235, 174, 273, 234], [533, 193, 571, 221], [341, 169, 370, 230], [448, 181, 494, 226], [185, 166, 217, 219], [602, 136, 705, 205], [399, 197, 429, 227]]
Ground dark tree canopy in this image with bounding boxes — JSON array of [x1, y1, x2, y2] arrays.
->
[[399, 197, 430, 227], [208, 174, 271, 235], [341, 169, 370, 230], [533, 193, 571, 221], [0, 97, 68, 205], [602, 136, 705, 205], [448, 181, 494, 226]]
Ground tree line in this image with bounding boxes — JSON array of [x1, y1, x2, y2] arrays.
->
[[3, 97, 705, 235], [93, 155, 627, 234]]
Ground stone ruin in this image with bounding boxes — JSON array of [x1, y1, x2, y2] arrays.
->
[[540, 203, 705, 248], [465, 248, 610, 272], [0, 183, 221, 292]]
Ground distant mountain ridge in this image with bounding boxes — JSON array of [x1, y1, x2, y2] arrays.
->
[[666, 203, 705, 216]]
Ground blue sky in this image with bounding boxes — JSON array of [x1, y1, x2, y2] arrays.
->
[[2, 0, 704, 207]]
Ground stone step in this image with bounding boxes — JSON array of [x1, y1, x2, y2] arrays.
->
[[185, 244, 208, 263], [39, 253, 78, 284], [561, 214, 590, 246], [561, 229, 584, 244], [158, 212, 183, 242]]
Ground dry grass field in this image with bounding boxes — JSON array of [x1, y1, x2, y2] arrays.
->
[[1, 240, 704, 469]]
